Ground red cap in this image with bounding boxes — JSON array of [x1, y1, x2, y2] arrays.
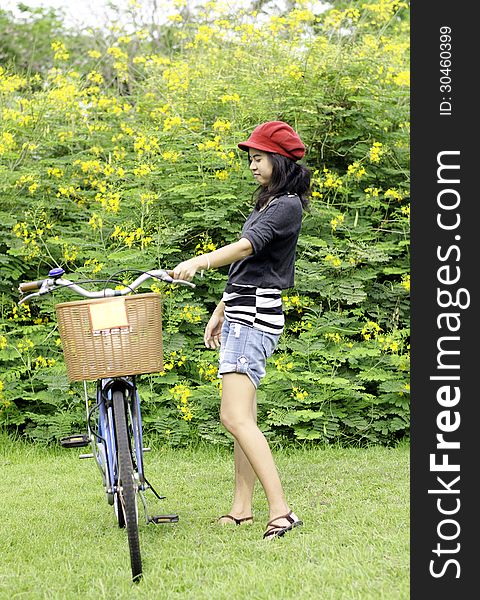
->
[[238, 121, 305, 161]]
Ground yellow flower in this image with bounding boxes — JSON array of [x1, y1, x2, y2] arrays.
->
[[170, 383, 193, 421], [162, 64, 189, 91], [95, 190, 120, 212], [318, 167, 343, 190], [103, 165, 115, 177], [17, 338, 35, 353], [324, 254, 342, 268], [88, 213, 103, 230], [84, 258, 104, 274], [364, 187, 380, 198], [180, 305, 205, 323], [33, 356, 56, 369], [63, 243, 78, 263], [0, 70, 27, 94], [133, 164, 153, 177], [282, 294, 312, 314], [400, 274, 410, 292], [74, 159, 102, 174], [213, 119, 231, 132], [384, 188, 403, 201], [330, 214, 345, 231], [47, 167, 64, 179], [87, 71, 104, 85], [161, 150, 181, 162], [195, 25, 214, 44], [369, 142, 384, 164], [291, 387, 309, 401], [134, 134, 160, 156], [120, 123, 134, 136], [199, 363, 217, 382], [113, 145, 126, 161], [197, 136, 222, 152], [361, 321, 382, 341], [324, 332, 342, 343], [274, 354, 294, 372], [378, 335, 401, 354], [107, 46, 128, 60], [0, 131, 16, 155], [51, 41, 69, 61], [220, 93, 240, 103], [195, 234, 217, 255], [347, 161, 366, 180], [163, 116, 182, 131], [393, 71, 409, 87], [140, 192, 156, 206], [287, 64, 304, 80], [110, 224, 152, 249]]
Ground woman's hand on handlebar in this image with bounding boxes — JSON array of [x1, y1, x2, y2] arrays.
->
[[171, 256, 207, 282]]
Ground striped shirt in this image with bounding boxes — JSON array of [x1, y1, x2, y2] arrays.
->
[[222, 283, 284, 335]]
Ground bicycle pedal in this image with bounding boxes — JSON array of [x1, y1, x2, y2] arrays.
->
[[149, 514, 179, 524], [60, 434, 90, 448]]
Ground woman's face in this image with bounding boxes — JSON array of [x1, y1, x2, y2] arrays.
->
[[248, 150, 273, 187]]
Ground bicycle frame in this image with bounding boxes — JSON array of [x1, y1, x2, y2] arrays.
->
[[83, 376, 165, 521], [85, 378, 129, 507]]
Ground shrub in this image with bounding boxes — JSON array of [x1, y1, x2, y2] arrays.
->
[[0, 0, 410, 445]]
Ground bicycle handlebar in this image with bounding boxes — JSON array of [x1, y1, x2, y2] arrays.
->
[[19, 280, 45, 293], [18, 269, 195, 305]]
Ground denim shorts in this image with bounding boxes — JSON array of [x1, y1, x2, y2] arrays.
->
[[218, 319, 281, 388]]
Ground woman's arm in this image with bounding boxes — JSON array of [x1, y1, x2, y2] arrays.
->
[[204, 300, 225, 349], [171, 238, 253, 282]]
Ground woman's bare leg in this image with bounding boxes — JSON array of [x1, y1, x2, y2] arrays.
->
[[219, 394, 257, 522], [220, 373, 293, 526]]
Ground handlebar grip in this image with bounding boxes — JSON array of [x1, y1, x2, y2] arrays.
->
[[19, 280, 44, 292]]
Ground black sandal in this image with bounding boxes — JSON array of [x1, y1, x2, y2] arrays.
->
[[263, 510, 302, 539], [217, 514, 254, 525]]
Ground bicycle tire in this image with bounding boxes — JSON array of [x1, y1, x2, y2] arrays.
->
[[113, 389, 142, 582]]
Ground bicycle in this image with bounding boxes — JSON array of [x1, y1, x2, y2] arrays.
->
[[18, 267, 194, 582]]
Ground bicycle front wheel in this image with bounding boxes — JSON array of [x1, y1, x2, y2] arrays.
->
[[113, 389, 142, 582]]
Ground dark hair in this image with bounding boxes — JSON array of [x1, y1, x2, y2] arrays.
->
[[253, 153, 311, 211]]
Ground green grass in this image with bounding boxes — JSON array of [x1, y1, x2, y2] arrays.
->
[[0, 434, 409, 599]]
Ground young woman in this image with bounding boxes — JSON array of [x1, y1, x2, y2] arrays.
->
[[171, 121, 311, 539]]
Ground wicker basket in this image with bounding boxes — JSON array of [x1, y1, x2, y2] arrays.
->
[[55, 293, 163, 381]]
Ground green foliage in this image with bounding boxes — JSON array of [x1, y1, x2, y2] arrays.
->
[[0, 4, 66, 73], [0, 0, 410, 445]]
